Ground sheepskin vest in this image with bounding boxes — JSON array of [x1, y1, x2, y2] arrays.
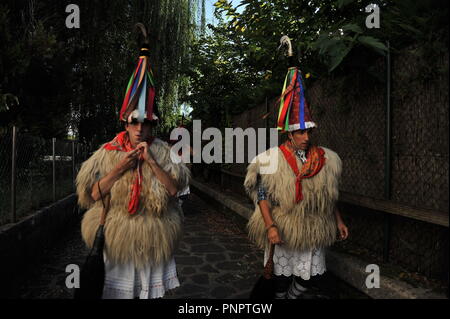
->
[[244, 145, 342, 251], [76, 137, 191, 269]]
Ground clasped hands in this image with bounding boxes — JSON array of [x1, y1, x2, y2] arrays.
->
[[115, 142, 155, 174]]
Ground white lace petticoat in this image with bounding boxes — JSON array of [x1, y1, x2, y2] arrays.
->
[[102, 254, 180, 299], [263, 245, 326, 280]]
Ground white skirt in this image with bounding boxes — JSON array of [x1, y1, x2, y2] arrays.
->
[[264, 245, 326, 280], [102, 253, 180, 299]]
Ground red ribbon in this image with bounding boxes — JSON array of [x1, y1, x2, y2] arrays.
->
[[279, 144, 326, 203], [104, 131, 154, 214]]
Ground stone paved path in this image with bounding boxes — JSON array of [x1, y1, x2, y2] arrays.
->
[[16, 193, 262, 299], [165, 194, 262, 299], [16, 192, 367, 299]]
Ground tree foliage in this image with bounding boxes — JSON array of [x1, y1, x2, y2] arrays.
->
[[184, 0, 448, 127], [0, 0, 201, 146], [1, 0, 447, 142]]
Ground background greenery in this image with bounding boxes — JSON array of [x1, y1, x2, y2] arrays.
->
[[184, 0, 448, 128], [0, 0, 448, 143], [0, 0, 205, 147]]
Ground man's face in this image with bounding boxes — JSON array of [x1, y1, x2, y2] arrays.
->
[[289, 128, 313, 150], [125, 119, 152, 147]]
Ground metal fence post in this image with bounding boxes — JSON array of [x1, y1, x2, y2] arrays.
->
[[52, 137, 56, 202], [72, 140, 75, 192], [11, 126, 17, 223]]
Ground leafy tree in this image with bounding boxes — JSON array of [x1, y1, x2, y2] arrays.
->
[[0, 0, 201, 146], [184, 0, 448, 129]]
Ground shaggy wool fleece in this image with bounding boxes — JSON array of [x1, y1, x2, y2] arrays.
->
[[76, 137, 191, 269], [244, 146, 342, 251]]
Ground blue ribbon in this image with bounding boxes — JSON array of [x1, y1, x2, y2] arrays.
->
[[298, 72, 305, 130]]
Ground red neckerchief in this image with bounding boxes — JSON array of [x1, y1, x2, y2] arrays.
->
[[104, 131, 155, 215], [279, 142, 326, 203]]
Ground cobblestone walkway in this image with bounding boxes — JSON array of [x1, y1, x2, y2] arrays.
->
[[16, 193, 262, 299], [16, 193, 366, 299], [165, 194, 262, 299]]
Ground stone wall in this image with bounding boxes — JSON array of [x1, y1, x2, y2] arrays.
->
[[0, 194, 80, 298]]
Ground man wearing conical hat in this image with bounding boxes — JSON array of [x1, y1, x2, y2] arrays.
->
[[245, 57, 349, 299], [76, 36, 190, 299]]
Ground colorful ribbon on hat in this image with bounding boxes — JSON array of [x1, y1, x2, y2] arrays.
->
[[277, 67, 308, 132], [119, 51, 156, 122], [279, 144, 326, 203]]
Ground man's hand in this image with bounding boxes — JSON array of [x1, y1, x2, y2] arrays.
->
[[136, 142, 155, 163], [115, 148, 141, 174], [337, 221, 349, 240], [267, 226, 284, 245], [92, 148, 140, 201]]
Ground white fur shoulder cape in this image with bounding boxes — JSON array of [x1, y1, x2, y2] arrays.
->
[[244, 146, 342, 251], [76, 137, 191, 268]]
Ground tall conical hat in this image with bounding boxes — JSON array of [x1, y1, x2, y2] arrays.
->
[[276, 36, 316, 132], [119, 23, 158, 123]]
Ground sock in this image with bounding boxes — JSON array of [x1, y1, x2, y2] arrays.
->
[[275, 291, 287, 299], [287, 280, 308, 299], [273, 275, 292, 299]]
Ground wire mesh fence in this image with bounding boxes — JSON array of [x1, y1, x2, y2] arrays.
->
[[308, 47, 449, 283], [0, 127, 91, 226]]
